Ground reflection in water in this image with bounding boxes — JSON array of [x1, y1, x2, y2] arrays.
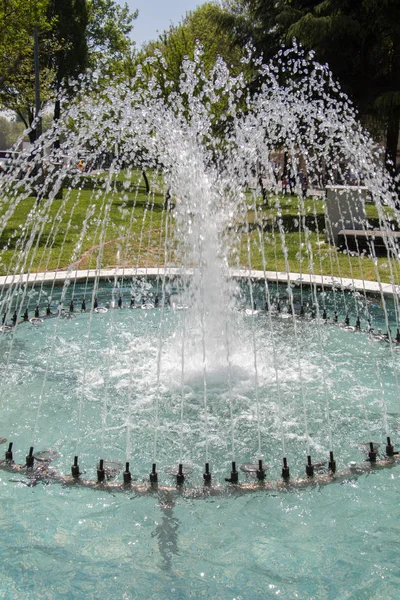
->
[[152, 494, 180, 571]]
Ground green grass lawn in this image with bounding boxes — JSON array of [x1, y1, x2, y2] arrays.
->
[[0, 170, 398, 284]]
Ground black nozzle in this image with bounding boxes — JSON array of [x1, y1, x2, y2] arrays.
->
[[155, 295, 159, 307], [130, 297, 135, 307], [282, 456, 290, 480], [35, 305, 40, 318], [12, 311, 17, 325], [5, 442, 13, 462], [345, 314, 350, 326], [150, 463, 158, 485], [368, 442, 377, 463], [328, 450, 336, 474], [203, 462, 212, 485], [333, 311, 338, 323], [225, 461, 239, 484], [46, 303, 51, 316], [386, 436, 395, 457], [322, 309, 327, 320], [396, 329, 400, 344], [300, 305, 305, 317], [256, 459, 266, 481], [23, 309, 29, 322], [176, 463, 185, 486], [356, 316, 361, 330], [123, 461, 132, 485], [26, 446, 34, 469], [69, 300, 74, 313], [306, 455, 314, 477], [97, 458, 105, 482], [94, 297, 98, 309], [118, 296, 122, 308], [71, 455, 80, 478], [81, 298, 86, 312]]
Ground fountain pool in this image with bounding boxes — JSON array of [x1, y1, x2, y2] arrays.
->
[[1, 279, 400, 598], [1, 44, 400, 597]]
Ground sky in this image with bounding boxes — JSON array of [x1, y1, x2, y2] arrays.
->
[[120, 0, 217, 47]]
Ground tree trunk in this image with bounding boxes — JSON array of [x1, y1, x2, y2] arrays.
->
[[53, 98, 61, 149], [385, 106, 400, 173], [142, 170, 150, 194]]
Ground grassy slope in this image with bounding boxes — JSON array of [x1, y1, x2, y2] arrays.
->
[[0, 171, 398, 284]]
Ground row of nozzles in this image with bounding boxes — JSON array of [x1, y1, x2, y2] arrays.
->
[[3, 440, 397, 486]]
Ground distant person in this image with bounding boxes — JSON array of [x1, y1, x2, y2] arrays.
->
[[299, 172, 308, 198], [77, 160, 84, 170]]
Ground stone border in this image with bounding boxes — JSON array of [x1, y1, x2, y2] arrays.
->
[[0, 268, 397, 297]]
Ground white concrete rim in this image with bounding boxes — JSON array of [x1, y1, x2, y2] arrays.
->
[[0, 267, 397, 297]]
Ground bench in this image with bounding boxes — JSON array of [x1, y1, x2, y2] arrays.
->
[[337, 229, 400, 256]]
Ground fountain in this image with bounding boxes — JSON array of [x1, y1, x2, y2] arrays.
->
[[0, 45, 400, 597]]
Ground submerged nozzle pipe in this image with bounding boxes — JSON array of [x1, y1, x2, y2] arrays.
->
[[328, 451, 336, 473], [26, 446, 34, 469], [5, 442, 13, 462], [150, 463, 158, 486], [97, 459, 105, 482], [386, 437, 396, 457], [176, 463, 185, 486], [282, 457, 290, 480], [123, 462, 132, 485], [306, 455, 314, 477], [256, 459, 266, 481], [368, 442, 377, 463], [71, 455, 80, 478], [203, 462, 211, 485], [225, 461, 238, 484]]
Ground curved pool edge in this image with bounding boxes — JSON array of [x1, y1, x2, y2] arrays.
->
[[0, 267, 397, 297]]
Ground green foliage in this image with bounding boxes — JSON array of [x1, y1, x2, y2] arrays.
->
[[86, 0, 138, 76], [139, 3, 248, 92], [0, 117, 26, 150], [0, 0, 138, 130], [221, 0, 400, 168]]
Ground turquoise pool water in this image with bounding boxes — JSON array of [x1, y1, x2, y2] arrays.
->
[[0, 284, 399, 598]]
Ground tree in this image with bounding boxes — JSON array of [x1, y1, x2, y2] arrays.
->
[[0, 0, 138, 139], [238, 0, 400, 170], [138, 3, 248, 102], [86, 0, 138, 76], [0, 0, 50, 90], [45, 0, 89, 122]]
